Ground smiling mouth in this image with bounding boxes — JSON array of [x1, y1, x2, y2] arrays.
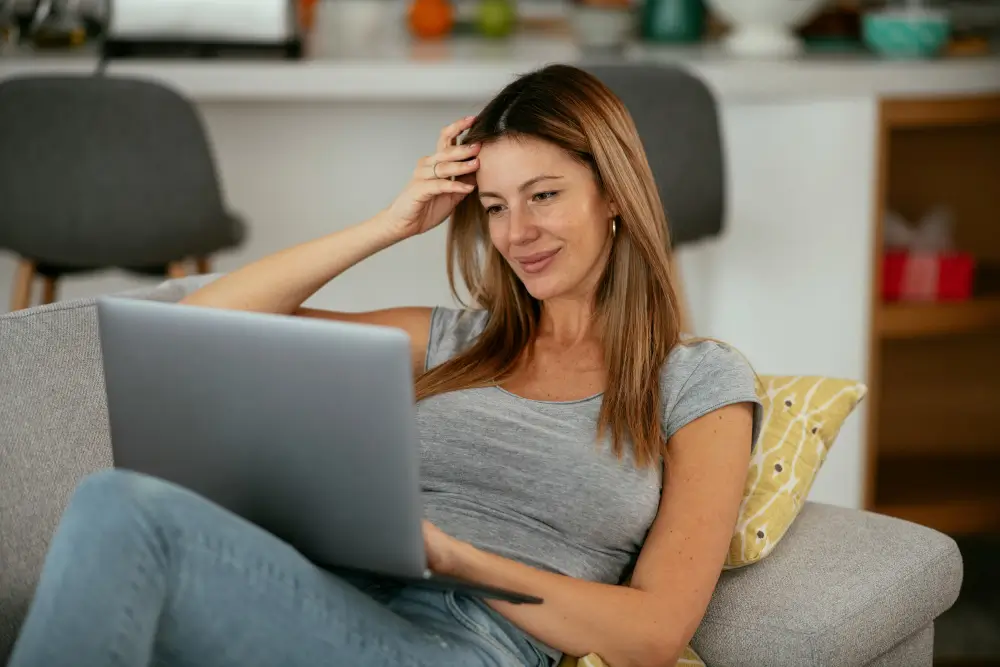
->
[[515, 248, 561, 274]]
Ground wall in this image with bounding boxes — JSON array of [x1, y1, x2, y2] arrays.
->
[[0, 97, 877, 508], [690, 98, 877, 509]]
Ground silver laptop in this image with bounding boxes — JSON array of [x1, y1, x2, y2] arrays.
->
[[96, 296, 541, 605]]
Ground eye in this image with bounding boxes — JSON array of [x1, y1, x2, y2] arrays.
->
[[484, 204, 505, 216], [532, 191, 558, 202]]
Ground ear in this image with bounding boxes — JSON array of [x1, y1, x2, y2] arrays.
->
[[607, 199, 619, 218]]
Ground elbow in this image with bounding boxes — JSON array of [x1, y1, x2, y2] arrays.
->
[[176, 293, 204, 307]]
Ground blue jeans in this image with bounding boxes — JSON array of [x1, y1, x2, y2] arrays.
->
[[9, 469, 550, 667]]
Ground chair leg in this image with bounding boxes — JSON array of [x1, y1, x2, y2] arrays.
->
[[194, 257, 212, 275], [40, 275, 59, 305], [670, 255, 693, 335], [11, 259, 36, 311], [166, 261, 188, 280]]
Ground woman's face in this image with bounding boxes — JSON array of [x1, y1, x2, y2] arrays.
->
[[475, 136, 615, 302]]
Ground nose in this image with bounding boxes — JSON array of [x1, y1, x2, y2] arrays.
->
[[508, 206, 540, 246]]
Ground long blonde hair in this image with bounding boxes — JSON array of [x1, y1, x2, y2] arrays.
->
[[415, 64, 684, 468]]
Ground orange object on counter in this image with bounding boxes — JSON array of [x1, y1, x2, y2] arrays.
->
[[947, 36, 990, 57], [299, 0, 318, 32], [408, 0, 454, 39]]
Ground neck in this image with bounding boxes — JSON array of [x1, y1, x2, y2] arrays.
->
[[535, 239, 612, 346], [538, 295, 599, 346]]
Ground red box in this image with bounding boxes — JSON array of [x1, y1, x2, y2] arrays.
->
[[882, 251, 975, 302]]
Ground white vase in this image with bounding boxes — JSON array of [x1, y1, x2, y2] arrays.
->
[[571, 6, 636, 52], [705, 0, 830, 57]]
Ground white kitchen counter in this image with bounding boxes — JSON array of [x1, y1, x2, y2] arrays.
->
[[2, 36, 1000, 102]]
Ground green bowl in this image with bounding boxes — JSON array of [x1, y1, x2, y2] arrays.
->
[[862, 10, 950, 59]]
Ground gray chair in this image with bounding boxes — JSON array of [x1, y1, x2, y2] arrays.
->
[[584, 64, 725, 247], [585, 64, 725, 330], [0, 74, 245, 311]]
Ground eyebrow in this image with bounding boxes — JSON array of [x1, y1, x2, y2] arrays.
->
[[478, 174, 563, 199]]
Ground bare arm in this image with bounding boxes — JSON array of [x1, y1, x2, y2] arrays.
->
[[179, 215, 434, 372], [429, 403, 755, 667], [179, 216, 432, 372], [180, 215, 401, 316], [179, 116, 483, 374]]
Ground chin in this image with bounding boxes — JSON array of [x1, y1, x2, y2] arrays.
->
[[518, 273, 572, 301]]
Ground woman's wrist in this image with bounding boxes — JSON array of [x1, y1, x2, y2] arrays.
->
[[440, 538, 484, 579], [364, 209, 412, 247]]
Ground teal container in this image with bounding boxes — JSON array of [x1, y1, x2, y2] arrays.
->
[[641, 0, 704, 43], [862, 11, 950, 59]]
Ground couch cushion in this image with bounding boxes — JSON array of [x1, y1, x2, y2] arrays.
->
[[694, 502, 962, 667], [864, 624, 933, 667], [0, 275, 214, 658]]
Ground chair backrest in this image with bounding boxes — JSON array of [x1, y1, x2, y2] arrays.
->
[[0, 75, 231, 267], [584, 64, 725, 246]]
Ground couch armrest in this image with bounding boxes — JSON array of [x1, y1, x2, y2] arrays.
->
[[693, 502, 962, 667]]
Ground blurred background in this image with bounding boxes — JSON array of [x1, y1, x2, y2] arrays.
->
[[1, 0, 999, 664]]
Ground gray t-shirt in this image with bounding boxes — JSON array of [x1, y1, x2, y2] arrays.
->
[[416, 306, 762, 592]]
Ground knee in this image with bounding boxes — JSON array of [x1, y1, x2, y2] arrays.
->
[[69, 469, 179, 527], [48, 470, 182, 565], [74, 467, 170, 503]]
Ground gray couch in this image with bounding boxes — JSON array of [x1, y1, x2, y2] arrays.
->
[[0, 277, 964, 666]]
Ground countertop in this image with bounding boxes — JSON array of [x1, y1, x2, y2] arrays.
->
[[2, 36, 999, 103]]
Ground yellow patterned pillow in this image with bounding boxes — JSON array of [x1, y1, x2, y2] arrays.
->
[[726, 375, 867, 568]]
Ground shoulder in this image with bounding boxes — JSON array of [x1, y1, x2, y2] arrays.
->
[[662, 339, 754, 388], [660, 339, 763, 445], [425, 306, 490, 371]]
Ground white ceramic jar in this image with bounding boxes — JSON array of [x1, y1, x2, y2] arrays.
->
[[571, 4, 637, 52], [705, 0, 830, 57]]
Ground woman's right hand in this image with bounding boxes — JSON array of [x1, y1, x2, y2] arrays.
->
[[380, 116, 482, 240]]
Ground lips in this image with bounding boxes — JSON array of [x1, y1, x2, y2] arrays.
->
[[515, 248, 560, 275]]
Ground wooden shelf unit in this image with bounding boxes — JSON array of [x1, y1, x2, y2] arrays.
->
[[882, 96, 1000, 129], [875, 455, 1000, 536], [866, 95, 1000, 537], [879, 297, 1000, 339]]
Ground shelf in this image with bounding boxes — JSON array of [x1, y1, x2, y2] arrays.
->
[[875, 455, 1000, 536], [869, 96, 1000, 535], [878, 499, 1000, 536], [879, 297, 1000, 339], [882, 95, 1000, 129]]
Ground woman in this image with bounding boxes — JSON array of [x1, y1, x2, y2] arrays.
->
[[10, 64, 761, 667]]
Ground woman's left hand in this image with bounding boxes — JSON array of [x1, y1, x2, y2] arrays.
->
[[422, 520, 470, 575]]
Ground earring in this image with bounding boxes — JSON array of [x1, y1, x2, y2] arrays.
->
[[611, 217, 618, 237]]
